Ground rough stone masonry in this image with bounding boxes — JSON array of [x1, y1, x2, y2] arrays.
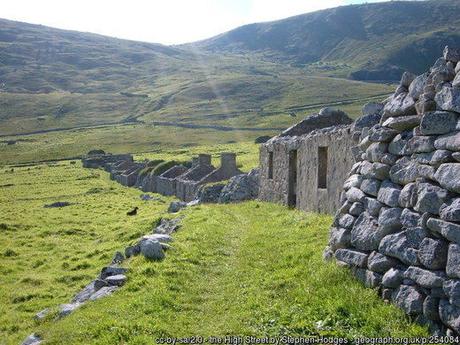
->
[[325, 46, 460, 336]]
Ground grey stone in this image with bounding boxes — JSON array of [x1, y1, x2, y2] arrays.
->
[[361, 162, 391, 180], [362, 102, 384, 117], [346, 187, 366, 203], [440, 198, 460, 222], [89, 286, 118, 301], [359, 136, 372, 151], [431, 150, 453, 165], [427, 218, 460, 244], [368, 126, 399, 142], [388, 131, 413, 155], [404, 266, 445, 288], [435, 164, 460, 193], [328, 227, 351, 251], [378, 207, 403, 233], [435, 85, 460, 113], [100, 266, 128, 280], [366, 142, 388, 162], [412, 152, 434, 165], [334, 249, 368, 268], [349, 202, 364, 216], [444, 46, 460, 63], [140, 239, 165, 260], [382, 116, 420, 131], [94, 279, 109, 290], [155, 217, 182, 234], [168, 201, 187, 213], [406, 136, 436, 154], [418, 238, 448, 270], [447, 244, 460, 279], [390, 157, 418, 185], [453, 72, 460, 88], [379, 228, 427, 265], [417, 164, 436, 180], [399, 182, 417, 208], [434, 132, 460, 151], [377, 180, 402, 207], [401, 208, 420, 228], [197, 183, 225, 203], [414, 182, 450, 215], [105, 274, 127, 287], [380, 153, 398, 165], [343, 174, 363, 190], [423, 296, 440, 321], [72, 281, 96, 303], [443, 280, 460, 307], [125, 244, 141, 258], [141, 233, 173, 243], [111, 251, 124, 264], [354, 268, 382, 288], [408, 73, 429, 100], [383, 93, 416, 118], [439, 299, 460, 334], [58, 302, 81, 318], [367, 251, 399, 273], [360, 178, 381, 197], [382, 268, 405, 288], [391, 285, 424, 315], [21, 334, 42, 345], [338, 214, 355, 229], [363, 197, 383, 217], [453, 152, 460, 162], [420, 111, 458, 135], [401, 72, 416, 88], [350, 212, 386, 251]]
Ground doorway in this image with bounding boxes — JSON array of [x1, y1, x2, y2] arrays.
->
[[288, 150, 298, 208]]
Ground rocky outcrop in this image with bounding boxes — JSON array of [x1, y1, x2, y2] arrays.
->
[[325, 47, 460, 336]]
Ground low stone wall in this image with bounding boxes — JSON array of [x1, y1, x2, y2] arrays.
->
[[326, 47, 460, 335]]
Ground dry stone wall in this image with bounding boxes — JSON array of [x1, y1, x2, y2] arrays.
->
[[325, 47, 460, 335]]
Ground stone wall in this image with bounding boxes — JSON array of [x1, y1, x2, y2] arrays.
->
[[325, 47, 460, 335]]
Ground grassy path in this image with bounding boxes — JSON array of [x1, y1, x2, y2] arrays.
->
[[39, 203, 427, 344]]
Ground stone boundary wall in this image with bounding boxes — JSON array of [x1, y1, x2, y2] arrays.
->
[[325, 46, 460, 335]]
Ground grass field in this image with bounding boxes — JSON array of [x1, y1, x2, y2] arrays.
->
[[0, 160, 428, 344]]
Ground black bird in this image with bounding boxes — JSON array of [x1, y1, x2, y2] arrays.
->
[[127, 207, 138, 216]]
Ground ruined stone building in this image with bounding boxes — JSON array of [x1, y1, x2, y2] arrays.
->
[[259, 108, 361, 213]]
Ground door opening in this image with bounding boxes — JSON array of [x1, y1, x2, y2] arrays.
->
[[288, 150, 298, 207]]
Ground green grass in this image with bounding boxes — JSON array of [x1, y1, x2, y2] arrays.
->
[[0, 162, 427, 344]]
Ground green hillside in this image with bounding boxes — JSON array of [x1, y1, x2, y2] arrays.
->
[[192, 0, 460, 80]]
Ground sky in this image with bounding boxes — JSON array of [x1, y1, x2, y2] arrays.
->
[[2, 0, 389, 45]]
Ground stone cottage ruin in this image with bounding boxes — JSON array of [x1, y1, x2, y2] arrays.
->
[[258, 106, 381, 213], [325, 46, 460, 335]]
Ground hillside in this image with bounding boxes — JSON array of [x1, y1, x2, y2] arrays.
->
[[191, 0, 460, 80], [3, 0, 460, 148], [0, 14, 393, 138]]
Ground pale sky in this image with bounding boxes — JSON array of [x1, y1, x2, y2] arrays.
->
[[2, 0, 389, 45]]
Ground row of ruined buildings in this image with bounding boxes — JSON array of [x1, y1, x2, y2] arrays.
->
[[83, 151, 243, 202]]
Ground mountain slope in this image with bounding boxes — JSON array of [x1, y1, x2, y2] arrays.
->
[[0, 18, 393, 137], [191, 0, 460, 80]]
